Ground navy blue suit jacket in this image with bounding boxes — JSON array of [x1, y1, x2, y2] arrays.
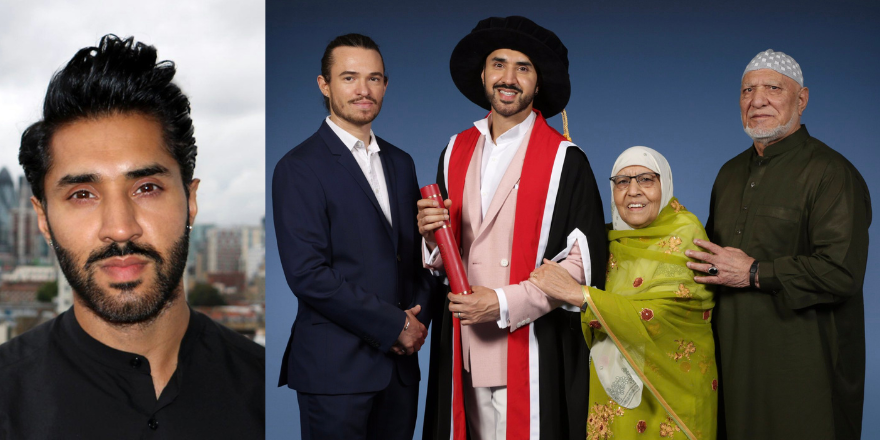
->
[[274, 121, 434, 394]]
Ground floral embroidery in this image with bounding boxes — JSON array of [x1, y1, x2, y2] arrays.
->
[[667, 340, 696, 362], [670, 200, 686, 213], [645, 321, 661, 337], [607, 253, 618, 273], [712, 379, 718, 391], [633, 277, 643, 288], [702, 309, 711, 320], [680, 362, 691, 373], [589, 320, 601, 329], [657, 236, 683, 254], [674, 284, 692, 299], [587, 400, 625, 440], [636, 420, 647, 434], [698, 355, 712, 374], [645, 360, 661, 374], [640, 308, 654, 321], [659, 417, 681, 437]]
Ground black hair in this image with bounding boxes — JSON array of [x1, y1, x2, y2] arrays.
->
[[19, 34, 197, 202], [320, 33, 386, 112]]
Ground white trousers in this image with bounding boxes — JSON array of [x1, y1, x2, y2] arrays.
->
[[463, 371, 507, 440]]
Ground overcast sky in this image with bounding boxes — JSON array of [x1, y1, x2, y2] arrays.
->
[[0, 0, 265, 226]]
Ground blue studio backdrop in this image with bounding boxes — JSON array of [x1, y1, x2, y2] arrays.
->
[[266, 1, 880, 438]]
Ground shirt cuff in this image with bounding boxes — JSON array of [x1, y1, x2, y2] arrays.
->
[[757, 261, 782, 293], [422, 238, 440, 265], [494, 287, 510, 328], [422, 238, 442, 275]]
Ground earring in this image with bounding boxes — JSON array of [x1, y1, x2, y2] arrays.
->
[[186, 225, 193, 231]]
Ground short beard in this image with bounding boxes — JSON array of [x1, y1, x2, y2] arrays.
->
[[330, 93, 382, 127], [485, 82, 535, 117], [51, 224, 190, 326], [744, 111, 798, 145]]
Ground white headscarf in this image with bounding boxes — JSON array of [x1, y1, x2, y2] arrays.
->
[[610, 146, 674, 231]]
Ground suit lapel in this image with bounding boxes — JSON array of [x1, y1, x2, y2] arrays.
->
[[462, 136, 484, 241], [379, 146, 399, 249], [476, 125, 532, 238], [318, 123, 394, 242]]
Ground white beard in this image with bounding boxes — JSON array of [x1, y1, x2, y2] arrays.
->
[[744, 111, 798, 144]]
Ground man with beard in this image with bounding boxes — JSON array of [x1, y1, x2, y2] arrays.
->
[[418, 16, 606, 440], [273, 33, 433, 439], [686, 49, 870, 439], [0, 35, 264, 439]]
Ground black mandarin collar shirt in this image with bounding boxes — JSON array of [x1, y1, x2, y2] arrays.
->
[[0, 308, 264, 439]]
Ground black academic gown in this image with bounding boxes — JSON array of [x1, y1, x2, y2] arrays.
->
[[422, 145, 607, 440]]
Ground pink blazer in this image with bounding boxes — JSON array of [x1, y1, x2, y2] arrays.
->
[[430, 130, 585, 388]]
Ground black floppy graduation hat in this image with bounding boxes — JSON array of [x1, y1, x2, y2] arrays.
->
[[449, 16, 571, 119]]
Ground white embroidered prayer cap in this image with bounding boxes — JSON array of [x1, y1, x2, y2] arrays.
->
[[743, 49, 804, 87]]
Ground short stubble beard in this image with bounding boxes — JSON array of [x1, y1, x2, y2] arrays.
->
[[330, 91, 382, 127], [485, 82, 535, 118], [51, 222, 190, 326]]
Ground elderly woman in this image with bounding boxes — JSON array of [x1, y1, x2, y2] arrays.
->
[[531, 146, 717, 440]]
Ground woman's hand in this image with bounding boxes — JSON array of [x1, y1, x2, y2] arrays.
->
[[530, 258, 584, 307]]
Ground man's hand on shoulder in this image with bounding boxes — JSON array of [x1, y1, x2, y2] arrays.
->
[[417, 198, 452, 249], [391, 305, 427, 356], [447, 286, 500, 325]]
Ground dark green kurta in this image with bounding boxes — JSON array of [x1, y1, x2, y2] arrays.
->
[[707, 125, 871, 440]]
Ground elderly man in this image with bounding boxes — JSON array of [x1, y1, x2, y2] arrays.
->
[[0, 35, 264, 438], [687, 49, 870, 439], [419, 16, 606, 440]]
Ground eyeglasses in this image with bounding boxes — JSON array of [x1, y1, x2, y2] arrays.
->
[[609, 172, 660, 190]]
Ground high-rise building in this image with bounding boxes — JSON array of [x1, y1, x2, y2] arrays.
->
[[11, 177, 51, 266], [0, 167, 16, 254], [207, 227, 243, 274], [186, 223, 215, 285]]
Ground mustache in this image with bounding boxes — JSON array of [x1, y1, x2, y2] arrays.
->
[[348, 96, 377, 104], [85, 241, 164, 268], [493, 83, 523, 94]]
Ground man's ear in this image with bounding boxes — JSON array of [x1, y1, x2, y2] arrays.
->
[[797, 87, 809, 116], [187, 179, 200, 227], [30, 196, 52, 245], [317, 75, 330, 98]]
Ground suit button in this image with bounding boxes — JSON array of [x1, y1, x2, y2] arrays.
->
[[148, 418, 158, 430], [500, 259, 509, 267], [130, 357, 142, 368]]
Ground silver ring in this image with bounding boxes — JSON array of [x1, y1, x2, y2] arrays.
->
[[456, 312, 461, 319], [708, 266, 719, 276]]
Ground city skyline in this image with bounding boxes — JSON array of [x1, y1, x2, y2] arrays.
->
[[0, 0, 265, 227]]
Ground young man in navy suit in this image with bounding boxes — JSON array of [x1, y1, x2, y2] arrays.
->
[[273, 33, 434, 439]]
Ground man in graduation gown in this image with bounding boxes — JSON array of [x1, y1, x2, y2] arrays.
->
[[686, 49, 870, 439], [417, 16, 606, 440]]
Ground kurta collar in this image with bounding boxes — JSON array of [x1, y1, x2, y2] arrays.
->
[[473, 110, 536, 144], [61, 305, 203, 373], [754, 125, 809, 159], [325, 116, 380, 153]]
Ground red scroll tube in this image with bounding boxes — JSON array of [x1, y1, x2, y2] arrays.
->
[[420, 184, 470, 295], [420, 183, 468, 440]]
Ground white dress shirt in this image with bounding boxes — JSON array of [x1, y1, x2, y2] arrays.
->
[[425, 112, 537, 328], [326, 116, 392, 226]]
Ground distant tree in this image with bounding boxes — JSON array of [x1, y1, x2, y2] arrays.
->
[[36, 280, 58, 303], [188, 283, 226, 306]]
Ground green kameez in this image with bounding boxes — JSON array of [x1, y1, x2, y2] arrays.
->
[[708, 126, 870, 439], [581, 198, 717, 440]]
